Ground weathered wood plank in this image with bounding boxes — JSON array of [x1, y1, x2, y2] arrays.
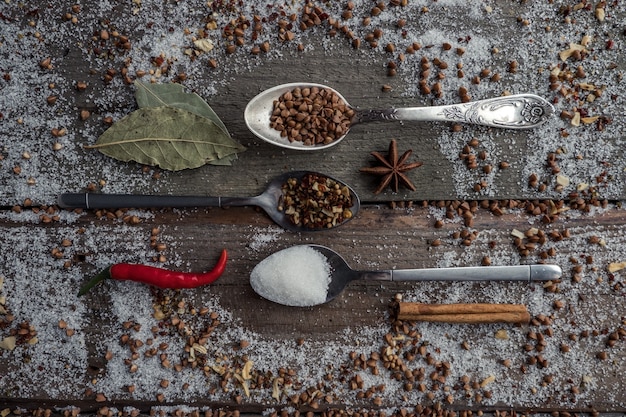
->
[[1, 203, 625, 412], [1, 0, 626, 415], [1, 1, 625, 206]]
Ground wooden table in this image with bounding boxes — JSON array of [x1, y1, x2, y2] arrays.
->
[[1, 0, 625, 416]]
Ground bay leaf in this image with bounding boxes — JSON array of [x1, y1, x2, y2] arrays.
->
[[134, 81, 229, 135], [133, 81, 242, 166], [87, 106, 246, 171]]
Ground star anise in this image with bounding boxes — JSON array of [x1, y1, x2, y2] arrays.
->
[[359, 139, 423, 194]]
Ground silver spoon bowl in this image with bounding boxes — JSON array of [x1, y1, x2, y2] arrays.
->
[[252, 244, 563, 306], [57, 172, 360, 232], [244, 82, 555, 151]]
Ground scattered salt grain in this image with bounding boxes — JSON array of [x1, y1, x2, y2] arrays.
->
[[246, 226, 284, 252], [250, 245, 331, 307]]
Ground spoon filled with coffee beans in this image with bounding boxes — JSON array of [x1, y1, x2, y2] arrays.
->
[[244, 82, 554, 150]]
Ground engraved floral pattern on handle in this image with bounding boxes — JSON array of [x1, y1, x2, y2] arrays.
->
[[441, 95, 553, 128]]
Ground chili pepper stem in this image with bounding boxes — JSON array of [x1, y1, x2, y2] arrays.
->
[[78, 266, 112, 296]]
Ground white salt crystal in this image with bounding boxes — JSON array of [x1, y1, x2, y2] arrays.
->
[[250, 246, 331, 307]]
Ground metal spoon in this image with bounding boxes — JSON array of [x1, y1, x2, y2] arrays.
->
[[251, 244, 562, 306], [244, 82, 555, 151], [57, 171, 360, 232]]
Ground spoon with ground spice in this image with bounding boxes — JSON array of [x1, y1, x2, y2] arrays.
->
[[250, 244, 562, 307], [58, 171, 359, 232], [244, 82, 555, 151]]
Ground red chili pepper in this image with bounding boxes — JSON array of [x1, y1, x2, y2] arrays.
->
[[78, 249, 228, 296]]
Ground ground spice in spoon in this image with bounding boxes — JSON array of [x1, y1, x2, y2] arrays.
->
[[250, 245, 331, 307], [278, 172, 354, 230]]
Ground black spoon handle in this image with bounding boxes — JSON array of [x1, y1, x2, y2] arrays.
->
[[57, 193, 223, 209]]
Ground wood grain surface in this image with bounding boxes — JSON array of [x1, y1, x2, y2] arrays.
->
[[1, 0, 626, 415], [1, 203, 625, 413]]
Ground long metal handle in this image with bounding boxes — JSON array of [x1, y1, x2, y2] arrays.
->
[[398, 94, 554, 129], [57, 193, 223, 209], [356, 94, 554, 129], [389, 264, 561, 282]]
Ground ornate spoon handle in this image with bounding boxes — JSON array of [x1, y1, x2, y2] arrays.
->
[[354, 94, 554, 130]]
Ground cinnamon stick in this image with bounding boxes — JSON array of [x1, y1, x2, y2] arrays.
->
[[398, 302, 528, 316], [402, 312, 531, 324], [396, 302, 530, 324]]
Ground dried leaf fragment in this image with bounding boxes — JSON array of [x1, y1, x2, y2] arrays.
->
[[480, 375, 496, 387], [608, 262, 626, 273], [233, 373, 251, 397], [192, 343, 207, 355], [0, 336, 17, 351], [242, 360, 254, 380], [556, 174, 570, 187], [581, 116, 600, 124], [595, 6, 605, 21], [559, 43, 586, 61], [152, 305, 165, 320], [210, 363, 226, 375], [495, 329, 509, 340], [272, 377, 284, 400], [579, 82, 597, 91], [511, 229, 525, 239], [193, 38, 214, 52]]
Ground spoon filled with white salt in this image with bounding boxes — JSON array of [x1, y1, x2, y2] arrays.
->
[[250, 245, 562, 307]]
